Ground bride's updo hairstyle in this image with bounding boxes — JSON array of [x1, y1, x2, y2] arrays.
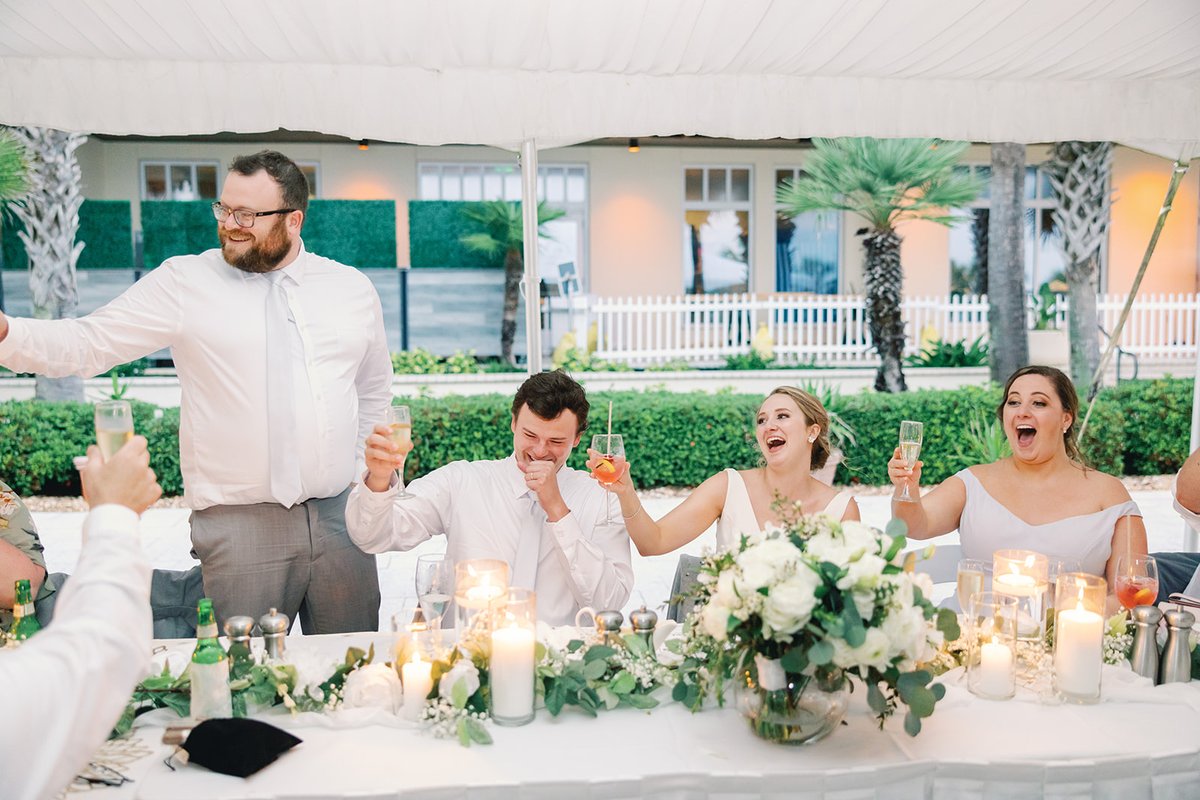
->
[[766, 386, 832, 471]]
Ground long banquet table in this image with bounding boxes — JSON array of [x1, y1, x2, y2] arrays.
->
[[97, 632, 1200, 799]]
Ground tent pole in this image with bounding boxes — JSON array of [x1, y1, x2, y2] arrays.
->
[[521, 139, 542, 375], [1077, 158, 1190, 441], [1187, 305, 1200, 551]]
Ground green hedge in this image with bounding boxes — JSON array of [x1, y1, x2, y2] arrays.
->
[[0, 378, 1190, 496], [408, 201, 500, 270], [141, 200, 397, 269], [2, 200, 134, 270]]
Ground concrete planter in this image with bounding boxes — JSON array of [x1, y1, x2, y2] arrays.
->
[[1027, 330, 1070, 369]]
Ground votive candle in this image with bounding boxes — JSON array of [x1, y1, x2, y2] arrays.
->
[[400, 652, 433, 721], [489, 587, 536, 726], [978, 640, 1015, 697]]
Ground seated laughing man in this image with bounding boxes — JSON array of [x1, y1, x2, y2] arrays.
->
[[345, 371, 633, 625]]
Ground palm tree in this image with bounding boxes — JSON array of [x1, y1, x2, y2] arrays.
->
[[460, 200, 565, 366], [8, 126, 88, 401], [987, 143, 1029, 384], [1044, 142, 1113, 388], [777, 138, 981, 392], [0, 129, 30, 313]]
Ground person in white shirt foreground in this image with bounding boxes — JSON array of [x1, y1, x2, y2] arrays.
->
[[346, 371, 633, 625], [0, 151, 393, 633], [1152, 445, 1200, 601], [0, 437, 162, 800]]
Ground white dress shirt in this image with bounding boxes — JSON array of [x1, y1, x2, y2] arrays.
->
[[0, 244, 394, 509], [0, 505, 151, 800], [345, 456, 634, 625]]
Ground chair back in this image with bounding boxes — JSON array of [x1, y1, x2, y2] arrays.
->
[[666, 554, 704, 622], [910, 542, 962, 585]]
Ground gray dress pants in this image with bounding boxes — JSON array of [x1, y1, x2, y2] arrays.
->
[[189, 487, 380, 634]]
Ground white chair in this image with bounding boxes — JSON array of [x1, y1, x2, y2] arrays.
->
[[910, 542, 962, 584]]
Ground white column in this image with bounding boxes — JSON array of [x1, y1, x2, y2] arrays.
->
[[521, 139, 542, 374], [1187, 303, 1200, 550]]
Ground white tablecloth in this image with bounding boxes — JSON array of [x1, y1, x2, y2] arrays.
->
[[102, 633, 1200, 799]]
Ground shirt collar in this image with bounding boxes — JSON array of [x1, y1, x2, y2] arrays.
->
[[503, 455, 531, 500]]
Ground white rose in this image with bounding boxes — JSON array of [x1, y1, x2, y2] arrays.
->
[[880, 606, 928, 661], [701, 601, 733, 641], [761, 567, 821, 638], [831, 627, 892, 672], [838, 553, 887, 592], [737, 539, 796, 593], [342, 663, 404, 713], [438, 658, 480, 700]]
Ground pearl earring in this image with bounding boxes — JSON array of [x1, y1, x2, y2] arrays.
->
[[807, 436, 816, 443]]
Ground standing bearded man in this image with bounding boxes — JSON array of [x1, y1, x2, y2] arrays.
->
[[0, 151, 392, 633]]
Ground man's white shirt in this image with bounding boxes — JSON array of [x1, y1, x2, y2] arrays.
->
[[0, 244, 394, 509], [0, 505, 151, 800], [345, 456, 634, 625]]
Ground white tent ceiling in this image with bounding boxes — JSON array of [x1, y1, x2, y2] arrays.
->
[[1, 0, 1198, 153]]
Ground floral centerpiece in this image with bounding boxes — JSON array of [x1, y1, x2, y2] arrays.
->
[[674, 503, 959, 744]]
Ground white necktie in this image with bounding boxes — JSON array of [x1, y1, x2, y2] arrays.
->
[[511, 492, 542, 591], [265, 271, 303, 507]]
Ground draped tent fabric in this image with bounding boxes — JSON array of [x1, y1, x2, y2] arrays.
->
[[0, 0, 1198, 151]]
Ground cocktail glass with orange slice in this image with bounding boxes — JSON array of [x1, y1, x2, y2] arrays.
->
[[590, 434, 624, 523], [1115, 554, 1158, 610]]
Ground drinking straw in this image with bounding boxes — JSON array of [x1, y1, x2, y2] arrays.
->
[[606, 400, 613, 444]]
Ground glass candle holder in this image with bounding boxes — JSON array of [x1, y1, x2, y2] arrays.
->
[[1052, 572, 1106, 703], [992, 550, 1049, 642], [454, 559, 509, 637], [489, 588, 537, 727], [966, 591, 1018, 701]]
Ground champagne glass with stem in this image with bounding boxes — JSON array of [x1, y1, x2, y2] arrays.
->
[[590, 434, 625, 524], [387, 405, 415, 500], [94, 400, 134, 460], [956, 559, 986, 611], [414, 553, 453, 630], [896, 420, 923, 503]]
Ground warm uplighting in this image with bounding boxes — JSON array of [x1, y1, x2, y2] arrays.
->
[[358, 139, 369, 151], [627, 138, 640, 153]]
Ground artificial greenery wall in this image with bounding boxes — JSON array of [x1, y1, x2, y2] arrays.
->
[[408, 200, 500, 270], [2, 200, 134, 270], [140, 200, 397, 269], [0, 378, 1189, 497]]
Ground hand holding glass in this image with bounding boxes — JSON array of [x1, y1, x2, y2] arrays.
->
[[896, 420, 923, 503], [590, 434, 625, 523], [387, 405, 415, 500], [94, 400, 134, 460]]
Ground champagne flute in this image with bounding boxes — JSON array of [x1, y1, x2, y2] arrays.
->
[[956, 559, 986, 611], [387, 405, 415, 500], [896, 420, 924, 503], [1115, 554, 1159, 610], [94, 400, 134, 460], [414, 553, 453, 630], [590, 433, 625, 523]]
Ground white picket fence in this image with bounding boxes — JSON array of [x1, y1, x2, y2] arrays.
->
[[590, 292, 1199, 367]]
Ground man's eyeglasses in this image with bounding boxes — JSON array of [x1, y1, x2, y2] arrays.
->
[[211, 202, 296, 228]]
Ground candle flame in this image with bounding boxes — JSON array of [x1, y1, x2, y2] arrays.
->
[[1009, 563, 1021, 576], [1023, 555, 1036, 569]]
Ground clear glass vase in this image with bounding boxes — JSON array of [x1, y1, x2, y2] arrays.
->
[[733, 658, 849, 745]]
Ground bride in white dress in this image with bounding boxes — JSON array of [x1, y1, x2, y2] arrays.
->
[[589, 386, 859, 556]]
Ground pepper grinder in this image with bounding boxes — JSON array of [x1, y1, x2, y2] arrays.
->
[[223, 615, 256, 669], [1159, 608, 1195, 685], [259, 607, 290, 662], [1128, 605, 1163, 682], [595, 610, 624, 645], [629, 605, 658, 649]]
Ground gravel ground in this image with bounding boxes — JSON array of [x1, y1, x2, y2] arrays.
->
[[25, 473, 1176, 511]]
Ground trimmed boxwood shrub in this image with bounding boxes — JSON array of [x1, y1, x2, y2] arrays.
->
[[408, 201, 499, 270], [2, 199, 134, 270], [0, 379, 1189, 496], [141, 200, 397, 269]]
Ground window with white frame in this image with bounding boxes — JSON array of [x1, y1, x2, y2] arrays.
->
[[948, 164, 1074, 297], [418, 162, 588, 290], [683, 166, 751, 294], [774, 168, 840, 294], [296, 162, 321, 198], [140, 160, 220, 201]]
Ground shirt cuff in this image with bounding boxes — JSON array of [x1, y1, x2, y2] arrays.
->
[[82, 504, 141, 541], [0, 317, 24, 361], [357, 471, 400, 504]]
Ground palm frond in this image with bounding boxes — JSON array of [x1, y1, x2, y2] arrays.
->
[[777, 138, 982, 234], [0, 130, 29, 202]]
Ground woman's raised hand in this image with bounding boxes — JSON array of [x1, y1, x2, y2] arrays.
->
[[586, 447, 633, 495], [888, 446, 924, 500]]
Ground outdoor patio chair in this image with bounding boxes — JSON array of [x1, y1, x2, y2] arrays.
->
[[666, 553, 704, 622]]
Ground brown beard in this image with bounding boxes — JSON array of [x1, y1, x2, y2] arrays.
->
[[220, 217, 292, 274]]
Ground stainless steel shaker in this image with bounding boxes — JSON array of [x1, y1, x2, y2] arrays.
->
[[1159, 608, 1195, 684], [1129, 605, 1162, 682]]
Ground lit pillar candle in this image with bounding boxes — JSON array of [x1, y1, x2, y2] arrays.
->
[[400, 652, 433, 721], [978, 640, 1015, 697], [490, 625, 536, 721], [1054, 605, 1103, 696]]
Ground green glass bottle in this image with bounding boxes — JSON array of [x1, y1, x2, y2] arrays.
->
[[189, 598, 232, 719], [11, 579, 41, 642]]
